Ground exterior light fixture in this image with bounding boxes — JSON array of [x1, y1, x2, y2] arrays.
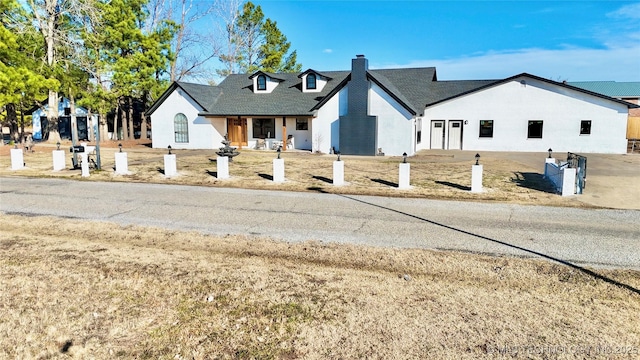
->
[[548, 148, 553, 158], [119, 143, 123, 152], [168, 145, 172, 155], [337, 152, 341, 161], [56, 141, 60, 151], [277, 146, 281, 159], [402, 152, 407, 163], [475, 153, 480, 165]]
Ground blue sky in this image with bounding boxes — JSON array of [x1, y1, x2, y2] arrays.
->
[[248, 0, 640, 81]]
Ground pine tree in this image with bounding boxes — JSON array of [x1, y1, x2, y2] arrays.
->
[[218, 1, 301, 75], [260, 19, 301, 73], [0, 0, 58, 143]]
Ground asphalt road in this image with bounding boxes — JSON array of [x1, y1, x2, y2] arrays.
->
[[1, 177, 638, 270]]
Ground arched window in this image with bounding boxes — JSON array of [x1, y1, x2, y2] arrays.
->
[[174, 113, 189, 143], [257, 75, 267, 91], [306, 73, 317, 90]]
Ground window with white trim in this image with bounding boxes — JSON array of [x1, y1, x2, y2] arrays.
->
[[174, 113, 189, 143]]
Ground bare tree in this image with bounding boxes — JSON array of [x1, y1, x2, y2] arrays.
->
[[25, 0, 97, 143], [215, 0, 243, 77], [146, 0, 221, 83]]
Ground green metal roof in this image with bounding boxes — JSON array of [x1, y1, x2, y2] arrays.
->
[[568, 81, 640, 98]]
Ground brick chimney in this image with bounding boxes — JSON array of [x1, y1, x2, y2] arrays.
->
[[339, 55, 377, 155]]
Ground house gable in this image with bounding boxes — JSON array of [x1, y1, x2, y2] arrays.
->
[[425, 73, 638, 109]]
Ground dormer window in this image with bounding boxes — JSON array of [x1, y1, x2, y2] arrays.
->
[[299, 69, 331, 93], [257, 75, 267, 91], [306, 74, 317, 90], [250, 71, 283, 93]]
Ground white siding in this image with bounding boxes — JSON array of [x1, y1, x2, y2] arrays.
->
[[287, 118, 312, 150], [421, 77, 629, 154], [150, 88, 224, 149], [312, 88, 344, 153], [369, 83, 414, 156]]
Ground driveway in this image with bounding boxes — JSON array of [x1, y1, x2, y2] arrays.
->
[[1, 177, 638, 270], [421, 150, 640, 210]]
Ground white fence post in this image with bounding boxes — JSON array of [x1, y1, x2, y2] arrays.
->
[[10, 148, 24, 170], [217, 156, 229, 179], [115, 151, 129, 174], [273, 158, 285, 182], [80, 153, 90, 177], [471, 164, 483, 193], [333, 158, 344, 186], [398, 163, 411, 189], [164, 154, 177, 177], [52, 150, 66, 171]]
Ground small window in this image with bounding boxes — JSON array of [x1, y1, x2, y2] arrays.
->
[[306, 74, 316, 90], [296, 118, 308, 130], [479, 120, 493, 138], [528, 120, 543, 139], [257, 75, 267, 91], [580, 120, 591, 135], [174, 113, 189, 143], [452, 122, 461, 128], [434, 122, 443, 128], [253, 118, 275, 138], [64, 107, 71, 115]]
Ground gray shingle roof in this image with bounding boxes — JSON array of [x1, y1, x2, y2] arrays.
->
[[201, 71, 350, 116], [368, 68, 436, 115], [150, 65, 638, 118], [176, 82, 223, 111]]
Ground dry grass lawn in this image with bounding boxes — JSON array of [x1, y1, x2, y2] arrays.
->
[[0, 140, 583, 208], [1, 214, 639, 359]]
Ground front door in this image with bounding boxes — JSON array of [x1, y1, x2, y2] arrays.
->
[[430, 120, 445, 149], [227, 118, 247, 147], [448, 120, 463, 149]]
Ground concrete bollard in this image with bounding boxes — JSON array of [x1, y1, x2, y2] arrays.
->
[[398, 163, 411, 189], [52, 150, 66, 171], [471, 164, 483, 193], [80, 153, 90, 177], [10, 148, 24, 170], [164, 154, 177, 177], [273, 158, 285, 182], [333, 159, 344, 186], [115, 151, 129, 174], [217, 156, 229, 179]]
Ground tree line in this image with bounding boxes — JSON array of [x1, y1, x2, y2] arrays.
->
[[0, 0, 301, 144]]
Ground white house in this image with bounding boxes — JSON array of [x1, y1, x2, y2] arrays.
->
[[148, 55, 637, 156], [31, 98, 98, 141]]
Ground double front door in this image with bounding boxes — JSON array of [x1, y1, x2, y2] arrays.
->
[[430, 120, 463, 150]]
